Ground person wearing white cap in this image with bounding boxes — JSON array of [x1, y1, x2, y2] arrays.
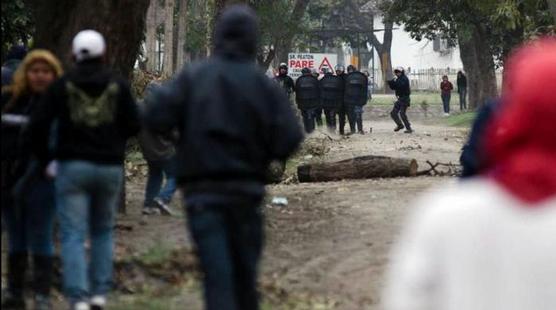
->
[[28, 29, 140, 310]]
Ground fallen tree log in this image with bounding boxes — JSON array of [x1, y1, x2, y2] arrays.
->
[[297, 155, 418, 183]]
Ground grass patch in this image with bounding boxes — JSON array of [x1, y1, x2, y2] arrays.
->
[[135, 242, 174, 266], [444, 111, 476, 127], [371, 91, 444, 106]]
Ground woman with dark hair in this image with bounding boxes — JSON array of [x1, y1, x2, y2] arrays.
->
[[1, 49, 63, 310], [440, 75, 453, 116]]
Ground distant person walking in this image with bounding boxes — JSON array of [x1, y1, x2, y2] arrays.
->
[[457, 71, 467, 110], [145, 5, 302, 310], [29, 30, 140, 310], [138, 81, 176, 216], [440, 75, 453, 116]]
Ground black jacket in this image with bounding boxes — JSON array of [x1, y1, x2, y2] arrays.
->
[[29, 61, 140, 165], [457, 74, 467, 90], [275, 74, 295, 95], [1, 93, 36, 161], [388, 73, 411, 102], [145, 5, 303, 197]]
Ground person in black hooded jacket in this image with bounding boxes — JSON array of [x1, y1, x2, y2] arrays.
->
[[145, 5, 303, 310]]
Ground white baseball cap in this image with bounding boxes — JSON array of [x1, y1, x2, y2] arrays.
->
[[72, 30, 106, 62], [394, 66, 405, 72]]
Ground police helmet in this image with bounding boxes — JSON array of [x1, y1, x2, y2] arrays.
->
[[335, 65, 345, 72], [347, 65, 356, 73], [394, 66, 405, 73], [301, 67, 311, 75], [279, 63, 288, 70]]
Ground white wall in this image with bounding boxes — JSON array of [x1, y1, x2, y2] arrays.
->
[[372, 16, 463, 71]]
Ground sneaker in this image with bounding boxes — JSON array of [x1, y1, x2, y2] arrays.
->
[[90, 295, 106, 310], [142, 206, 160, 215], [444, 113, 450, 116], [154, 198, 175, 216], [394, 125, 404, 132], [34, 294, 52, 310], [404, 129, 414, 134], [358, 130, 365, 135], [72, 301, 90, 310]]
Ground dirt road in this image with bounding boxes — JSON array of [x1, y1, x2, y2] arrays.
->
[[2, 104, 470, 309], [109, 106, 469, 309]]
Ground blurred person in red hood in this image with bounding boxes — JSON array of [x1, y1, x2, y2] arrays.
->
[[382, 37, 556, 310]]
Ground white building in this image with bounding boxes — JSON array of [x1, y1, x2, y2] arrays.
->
[[367, 15, 464, 90]]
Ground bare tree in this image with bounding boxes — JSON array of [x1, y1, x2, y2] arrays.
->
[[176, 0, 188, 70], [346, 0, 393, 93], [549, 0, 556, 24], [163, 0, 176, 76], [145, 0, 159, 72]]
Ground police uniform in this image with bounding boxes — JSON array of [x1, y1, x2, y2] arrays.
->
[[319, 72, 344, 133], [295, 70, 320, 133]]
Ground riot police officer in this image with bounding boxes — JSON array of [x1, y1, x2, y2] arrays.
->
[[295, 67, 320, 133], [311, 68, 324, 127], [274, 63, 295, 96], [344, 65, 369, 134], [335, 65, 352, 135], [319, 67, 344, 133], [388, 66, 413, 133]]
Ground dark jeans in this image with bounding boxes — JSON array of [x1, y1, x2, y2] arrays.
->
[[323, 108, 337, 132], [3, 177, 56, 256], [144, 157, 177, 207], [353, 106, 364, 132], [442, 93, 451, 113], [391, 99, 412, 130], [315, 107, 323, 127], [301, 108, 317, 133], [338, 106, 355, 134], [459, 88, 467, 110], [186, 196, 263, 310]]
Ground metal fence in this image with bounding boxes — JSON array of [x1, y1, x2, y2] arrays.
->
[[367, 67, 503, 92]]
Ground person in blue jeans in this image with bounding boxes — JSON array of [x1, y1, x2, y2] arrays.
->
[[145, 6, 303, 310], [29, 30, 140, 310], [440, 75, 454, 115], [1, 49, 63, 310], [138, 82, 177, 215]]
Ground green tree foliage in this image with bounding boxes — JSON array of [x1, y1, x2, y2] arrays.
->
[[1, 0, 34, 59], [384, 0, 553, 64]]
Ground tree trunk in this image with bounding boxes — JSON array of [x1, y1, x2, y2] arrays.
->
[[176, 0, 188, 71], [297, 155, 418, 183], [29, 0, 150, 79], [205, 0, 213, 57], [274, 0, 311, 64], [458, 25, 498, 110], [163, 0, 176, 77], [145, 0, 159, 72], [548, 0, 556, 23]]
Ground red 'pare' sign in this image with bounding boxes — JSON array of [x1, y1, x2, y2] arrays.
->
[[289, 59, 315, 68]]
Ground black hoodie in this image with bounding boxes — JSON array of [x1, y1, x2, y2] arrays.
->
[[29, 60, 140, 165], [145, 5, 303, 197]]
